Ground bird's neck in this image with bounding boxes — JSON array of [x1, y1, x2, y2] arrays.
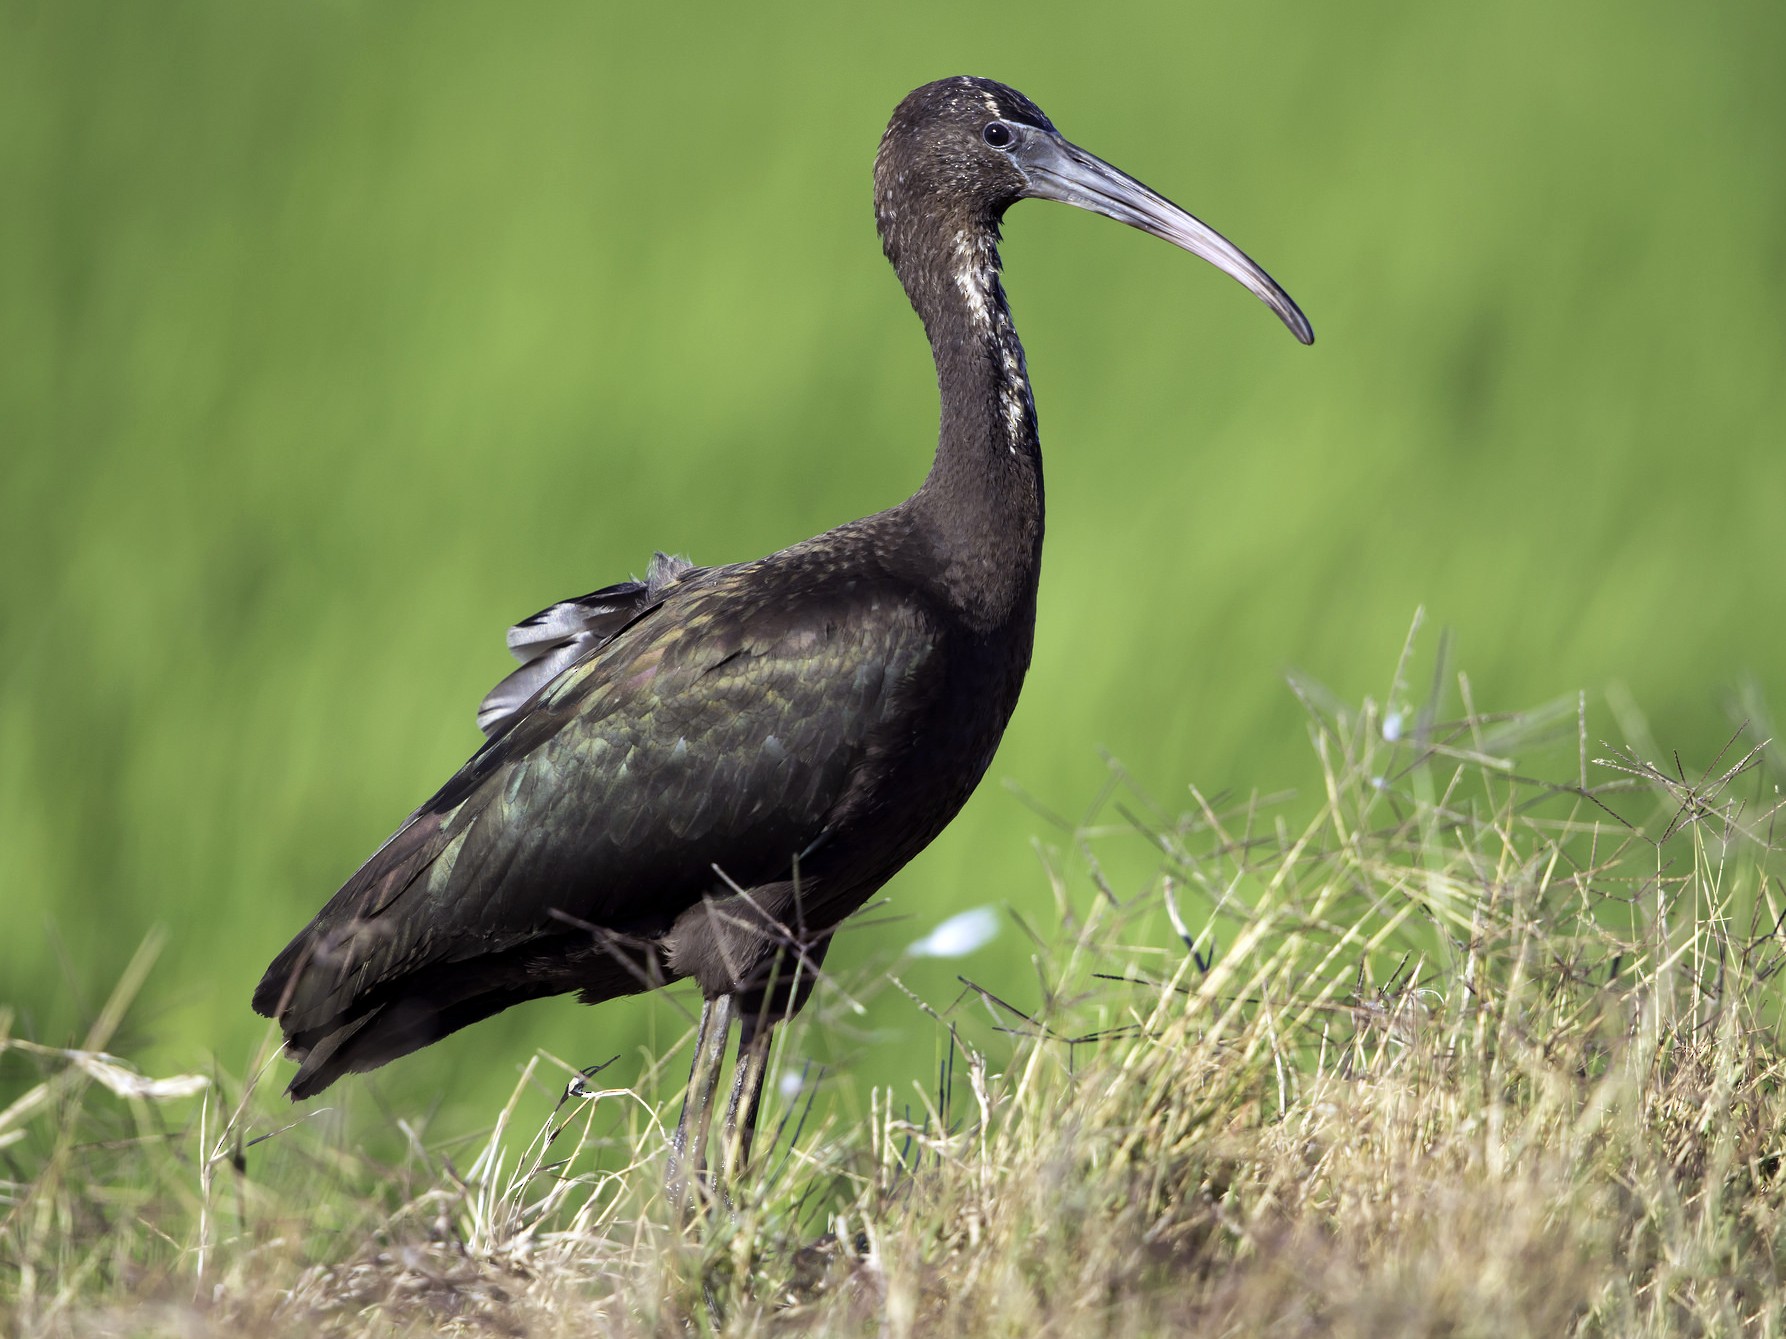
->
[[903, 226, 1044, 631]]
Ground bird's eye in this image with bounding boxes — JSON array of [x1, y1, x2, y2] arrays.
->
[[982, 121, 1016, 149]]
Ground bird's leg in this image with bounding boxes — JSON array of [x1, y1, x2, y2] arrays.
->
[[666, 993, 734, 1213], [719, 1021, 773, 1187]]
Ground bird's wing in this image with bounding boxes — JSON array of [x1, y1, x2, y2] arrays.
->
[[475, 551, 702, 737], [254, 567, 939, 1036]]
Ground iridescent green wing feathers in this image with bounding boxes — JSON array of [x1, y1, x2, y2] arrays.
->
[[252, 565, 938, 1044]]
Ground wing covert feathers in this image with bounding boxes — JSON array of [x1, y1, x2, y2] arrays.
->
[[476, 552, 699, 737]]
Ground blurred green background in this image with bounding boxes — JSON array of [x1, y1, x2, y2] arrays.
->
[[3, 0, 1782, 1139]]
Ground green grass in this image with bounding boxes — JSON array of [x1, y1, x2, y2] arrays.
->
[[5, 660, 1784, 1335], [3, 0, 1784, 1133]]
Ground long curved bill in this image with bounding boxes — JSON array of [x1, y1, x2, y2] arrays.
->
[[1017, 134, 1314, 345]]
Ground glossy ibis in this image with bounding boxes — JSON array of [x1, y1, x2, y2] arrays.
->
[[252, 76, 1311, 1194]]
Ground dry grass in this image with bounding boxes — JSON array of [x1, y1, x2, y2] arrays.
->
[[6, 652, 1785, 1337]]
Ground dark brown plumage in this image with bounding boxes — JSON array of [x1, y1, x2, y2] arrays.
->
[[253, 76, 1310, 1181]]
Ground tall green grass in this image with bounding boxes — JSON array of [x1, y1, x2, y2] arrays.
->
[[3, 0, 1783, 1137]]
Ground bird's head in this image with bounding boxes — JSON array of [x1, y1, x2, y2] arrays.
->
[[874, 76, 1313, 345], [873, 77, 1056, 230]]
